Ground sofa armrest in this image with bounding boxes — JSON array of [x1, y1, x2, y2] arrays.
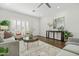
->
[[65, 37, 79, 45], [0, 41, 19, 56], [68, 37, 79, 42], [63, 44, 79, 55], [57, 49, 78, 56]]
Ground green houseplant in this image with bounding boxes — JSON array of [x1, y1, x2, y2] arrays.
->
[[0, 47, 8, 56], [0, 20, 10, 30], [0, 20, 10, 26], [64, 31, 73, 39]]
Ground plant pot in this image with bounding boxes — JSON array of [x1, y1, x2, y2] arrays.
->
[[0, 26, 9, 30]]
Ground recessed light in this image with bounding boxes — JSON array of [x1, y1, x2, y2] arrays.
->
[[57, 6, 60, 8]]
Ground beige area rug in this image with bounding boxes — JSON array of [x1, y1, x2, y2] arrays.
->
[[19, 40, 62, 56]]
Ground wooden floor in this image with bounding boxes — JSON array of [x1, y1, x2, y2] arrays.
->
[[37, 36, 65, 49]]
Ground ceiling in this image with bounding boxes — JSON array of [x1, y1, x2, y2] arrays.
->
[[0, 3, 79, 18]]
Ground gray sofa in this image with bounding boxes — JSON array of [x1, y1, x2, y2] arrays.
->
[[57, 37, 79, 56]]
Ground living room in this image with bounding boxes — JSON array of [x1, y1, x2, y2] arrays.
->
[[0, 3, 79, 56]]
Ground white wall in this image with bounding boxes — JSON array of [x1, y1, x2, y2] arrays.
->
[[0, 8, 40, 36], [40, 17, 54, 37], [55, 9, 79, 38], [40, 8, 79, 38]]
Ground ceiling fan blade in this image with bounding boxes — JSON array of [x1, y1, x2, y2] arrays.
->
[[37, 3, 43, 8], [45, 3, 51, 8]]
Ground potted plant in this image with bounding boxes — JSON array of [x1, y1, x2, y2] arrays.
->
[[58, 26, 64, 31], [47, 22, 53, 30], [0, 20, 10, 26], [0, 47, 8, 56], [64, 31, 73, 39], [0, 20, 10, 30]]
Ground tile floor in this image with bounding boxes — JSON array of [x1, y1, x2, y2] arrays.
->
[[19, 40, 62, 56]]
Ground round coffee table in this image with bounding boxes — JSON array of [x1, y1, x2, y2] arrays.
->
[[23, 37, 39, 50]]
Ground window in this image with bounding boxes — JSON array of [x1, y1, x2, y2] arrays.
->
[[16, 20, 21, 31]]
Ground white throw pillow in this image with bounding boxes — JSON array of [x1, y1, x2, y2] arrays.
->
[[0, 31, 4, 38], [0, 31, 4, 42]]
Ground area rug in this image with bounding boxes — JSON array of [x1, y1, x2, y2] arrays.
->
[[20, 40, 62, 56]]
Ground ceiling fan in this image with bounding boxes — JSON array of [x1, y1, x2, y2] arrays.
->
[[37, 3, 51, 8], [32, 3, 51, 12]]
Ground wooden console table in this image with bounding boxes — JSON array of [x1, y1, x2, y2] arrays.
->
[[46, 30, 64, 42]]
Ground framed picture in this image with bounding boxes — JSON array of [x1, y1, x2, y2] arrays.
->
[[53, 17, 65, 31]]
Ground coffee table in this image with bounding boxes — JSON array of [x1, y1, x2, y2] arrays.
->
[[23, 37, 39, 50]]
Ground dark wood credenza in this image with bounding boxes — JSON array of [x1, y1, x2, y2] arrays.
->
[[46, 30, 64, 42]]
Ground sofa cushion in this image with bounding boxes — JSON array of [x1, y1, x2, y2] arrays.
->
[[0, 31, 4, 42], [63, 44, 79, 55], [3, 36, 15, 42]]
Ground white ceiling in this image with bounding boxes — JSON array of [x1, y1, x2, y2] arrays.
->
[[0, 3, 79, 18]]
